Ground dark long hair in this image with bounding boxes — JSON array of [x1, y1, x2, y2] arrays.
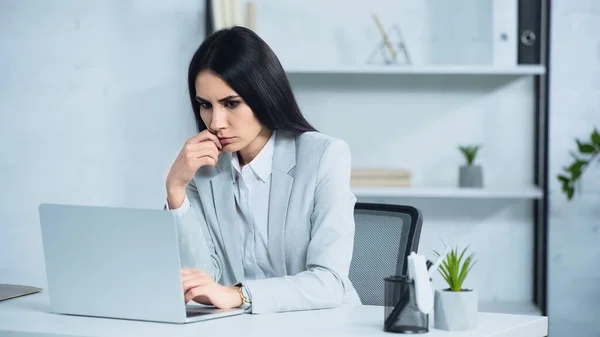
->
[[187, 26, 316, 134]]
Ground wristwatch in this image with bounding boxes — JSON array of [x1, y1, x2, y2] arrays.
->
[[237, 284, 252, 311]]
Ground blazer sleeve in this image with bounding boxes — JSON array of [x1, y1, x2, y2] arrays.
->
[[241, 139, 357, 313], [172, 178, 224, 282]]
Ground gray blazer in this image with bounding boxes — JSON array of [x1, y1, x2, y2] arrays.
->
[[175, 131, 361, 313]]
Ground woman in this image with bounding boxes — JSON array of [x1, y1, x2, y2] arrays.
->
[[165, 26, 360, 314]]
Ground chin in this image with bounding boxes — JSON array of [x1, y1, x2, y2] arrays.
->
[[222, 142, 245, 152]]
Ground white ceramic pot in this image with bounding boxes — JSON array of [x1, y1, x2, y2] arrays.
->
[[434, 289, 478, 331]]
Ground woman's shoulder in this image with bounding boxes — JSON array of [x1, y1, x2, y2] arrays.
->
[[295, 131, 350, 151], [293, 131, 351, 162]]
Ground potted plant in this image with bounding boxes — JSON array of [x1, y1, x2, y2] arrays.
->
[[458, 145, 483, 188], [432, 245, 477, 331], [557, 128, 600, 200]]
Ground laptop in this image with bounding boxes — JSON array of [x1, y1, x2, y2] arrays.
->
[[38, 203, 245, 323], [0, 284, 42, 301]]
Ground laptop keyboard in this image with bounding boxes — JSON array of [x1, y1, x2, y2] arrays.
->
[[186, 306, 238, 317], [186, 310, 213, 317]]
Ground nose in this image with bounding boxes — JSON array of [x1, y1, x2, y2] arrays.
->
[[208, 106, 227, 132]]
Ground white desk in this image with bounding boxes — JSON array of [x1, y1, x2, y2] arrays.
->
[[0, 293, 547, 337]]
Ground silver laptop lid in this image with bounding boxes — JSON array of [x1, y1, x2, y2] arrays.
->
[[39, 203, 187, 323]]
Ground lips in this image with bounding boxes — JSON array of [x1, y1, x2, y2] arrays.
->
[[219, 137, 234, 145]]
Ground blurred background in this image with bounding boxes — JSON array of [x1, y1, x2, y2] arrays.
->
[[0, 0, 598, 335]]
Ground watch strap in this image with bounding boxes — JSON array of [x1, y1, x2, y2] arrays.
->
[[237, 284, 252, 310]]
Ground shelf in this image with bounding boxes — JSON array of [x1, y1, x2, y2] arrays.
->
[[479, 301, 543, 316], [351, 186, 543, 199], [285, 64, 546, 76]]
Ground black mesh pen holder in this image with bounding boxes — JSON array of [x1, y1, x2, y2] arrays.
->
[[383, 275, 429, 334]]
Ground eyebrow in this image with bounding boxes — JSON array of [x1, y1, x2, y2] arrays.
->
[[195, 95, 240, 103]]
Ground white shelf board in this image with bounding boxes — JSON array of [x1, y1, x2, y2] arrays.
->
[[479, 301, 543, 316], [351, 186, 543, 199], [285, 64, 546, 76]]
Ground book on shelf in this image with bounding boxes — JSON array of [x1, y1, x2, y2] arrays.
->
[[350, 168, 412, 187], [206, 0, 254, 35], [492, 0, 518, 66]]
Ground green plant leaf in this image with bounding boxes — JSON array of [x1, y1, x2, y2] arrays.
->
[[572, 159, 587, 170], [457, 245, 468, 264], [561, 181, 570, 193], [462, 260, 477, 286], [561, 128, 600, 201], [438, 259, 452, 289], [567, 186, 574, 200], [569, 150, 584, 162], [568, 160, 587, 180], [439, 264, 451, 287], [443, 250, 453, 290], [459, 145, 480, 165], [434, 245, 477, 291], [591, 128, 600, 147], [557, 175, 569, 184], [450, 248, 459, 290], [458, 253, 474, 287], [577, 140, 596, 154]]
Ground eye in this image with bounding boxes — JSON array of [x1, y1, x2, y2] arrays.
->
[[224, 100, 240, 109], [199, 102, 211, 110]]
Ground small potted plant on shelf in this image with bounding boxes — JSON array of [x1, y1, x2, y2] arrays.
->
[[432, 245, 477, 331], [557, 127, 600, 200], [458, 145, 483, 188]]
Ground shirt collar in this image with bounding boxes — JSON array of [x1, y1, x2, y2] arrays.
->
[[231, 130, 276, 183]]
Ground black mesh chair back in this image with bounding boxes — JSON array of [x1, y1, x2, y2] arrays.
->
[[349, 203, 424, 306]]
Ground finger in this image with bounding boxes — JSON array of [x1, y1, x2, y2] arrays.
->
[[193, 156, 218, 168], [205, 147, 220, 163], [185, 285, 209, 303], [187, 131, 222, 150], [184, 150, 219, 169], [187, 130, 220, 145], [186, 145, 221, 164], [181, 268, 207, 276], [181, 269, 207, 279], [181, 268, 196, 275], [186, 152, 219, 166], [184, 141, 220, 154], [186, 145, 220, 160], [182, 277, 211, 292], [181, 273, 210, 287], [181, 271, 208, 283]]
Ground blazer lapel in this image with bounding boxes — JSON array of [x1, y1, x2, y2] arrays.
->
[[209, 153, 244, 282], [267, 132, 296, 276]]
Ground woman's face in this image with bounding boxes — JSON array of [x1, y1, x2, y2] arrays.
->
[[195, 70, 268, 154]]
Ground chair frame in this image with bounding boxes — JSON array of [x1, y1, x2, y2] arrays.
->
[[354, 202, 424, 276]]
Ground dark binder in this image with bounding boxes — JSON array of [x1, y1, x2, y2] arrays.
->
[[517, 0, 543, 64], [205, 0, 214, 37]]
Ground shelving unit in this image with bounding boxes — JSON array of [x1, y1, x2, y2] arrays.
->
[[479, 301, 543, 316], [287, 58, 549, 315], [286, 65, 546, 76], [244, 0, 550, 319], [351, 186, 543, 199]]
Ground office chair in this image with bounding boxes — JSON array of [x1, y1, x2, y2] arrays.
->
[[349, 202, 423, 306]]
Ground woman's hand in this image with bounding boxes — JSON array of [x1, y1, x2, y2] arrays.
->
[[166, 130, 223, 208], [181, 268, 242, 309]]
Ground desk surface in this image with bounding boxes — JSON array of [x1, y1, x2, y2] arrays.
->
[[0, 294, 548, 337]]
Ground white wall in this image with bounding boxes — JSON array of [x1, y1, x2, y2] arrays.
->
[[0, 0, 202, 285], [256, 0, 494, 67], [1, 0, 538, 311], [548, 0, 600, 335]]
